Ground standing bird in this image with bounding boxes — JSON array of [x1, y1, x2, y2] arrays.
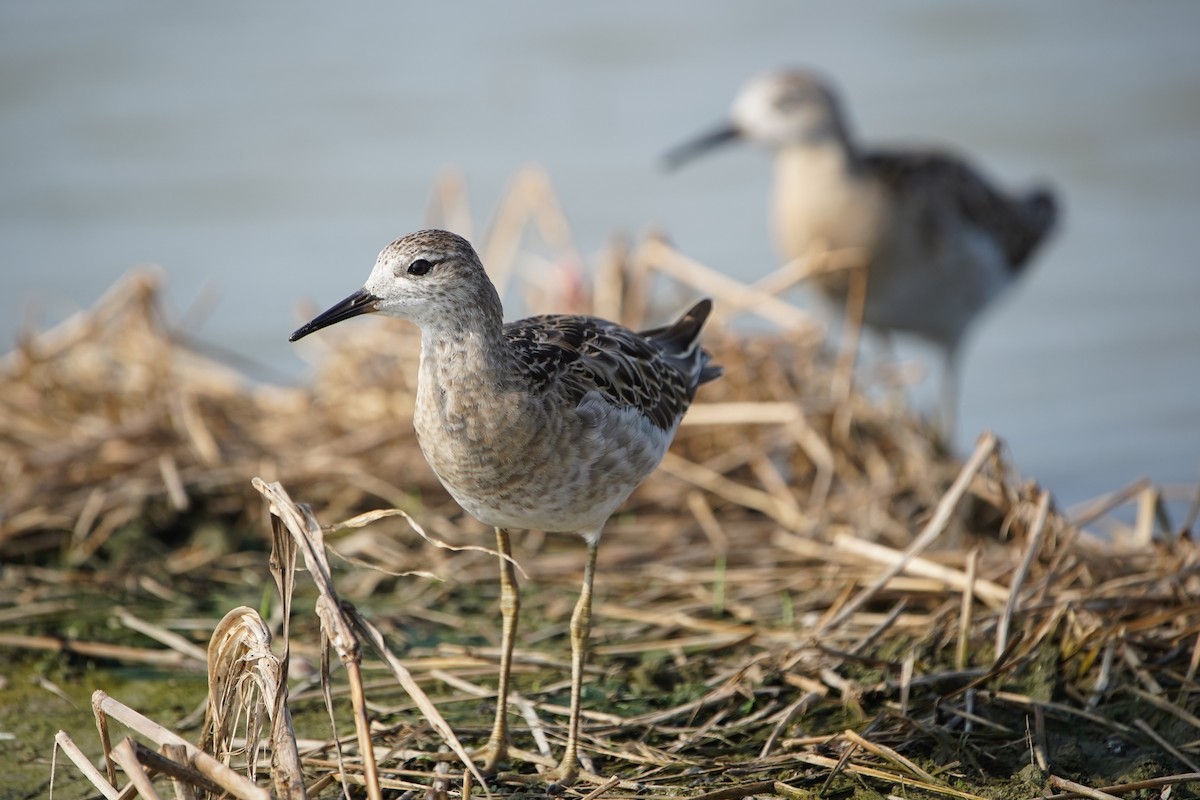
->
[[665, 68, 1057, 434], [290, 229, 720, 786]]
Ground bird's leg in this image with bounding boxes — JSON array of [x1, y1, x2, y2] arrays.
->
[[547, 536, 599, 789], [873, 330, 916, 420], [935, 345, 961, 449], [475, 527, 519, 775]]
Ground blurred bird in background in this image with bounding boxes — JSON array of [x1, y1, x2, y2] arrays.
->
[[666, 68, 1059, 438]]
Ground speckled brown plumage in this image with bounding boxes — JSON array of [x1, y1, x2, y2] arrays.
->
[[502, 303, 717, 432], [290, 228, 720, 786]]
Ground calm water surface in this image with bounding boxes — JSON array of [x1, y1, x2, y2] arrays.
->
[[2, 2, 1198, 511]]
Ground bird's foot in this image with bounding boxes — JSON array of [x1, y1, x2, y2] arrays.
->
[[470, 737, 508, 776], [544, 756, 579, 793]]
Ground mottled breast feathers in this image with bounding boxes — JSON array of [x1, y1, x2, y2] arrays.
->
[[501, 300, 719, 431]]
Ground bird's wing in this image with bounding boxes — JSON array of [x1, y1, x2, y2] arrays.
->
[[865, 149, 1057, 270], [503, 315, 694, 430]]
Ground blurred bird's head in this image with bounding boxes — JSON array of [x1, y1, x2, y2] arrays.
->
[[664, 68, 850, 168]]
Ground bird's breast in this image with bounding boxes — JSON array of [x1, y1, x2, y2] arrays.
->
[[772, 150, 889, 273], [413, 379, 671, 534]]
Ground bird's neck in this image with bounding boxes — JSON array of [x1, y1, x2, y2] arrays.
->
[[416, 288, 511, 405], [777, 125, 860, 177], [414, 309, 528, 469], [420, 327, 508, 388], [772, 141, 859, 223], [771, 133, 881, 267]]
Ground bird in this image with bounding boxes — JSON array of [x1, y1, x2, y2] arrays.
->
[[664, 67, 1058, 435], [290, 229, 721, 786]]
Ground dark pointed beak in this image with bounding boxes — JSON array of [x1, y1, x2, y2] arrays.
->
[[661, 123, 742, 171], [289, 288, 380, 342]]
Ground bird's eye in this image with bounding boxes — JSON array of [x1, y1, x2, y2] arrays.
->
[[407, 258, 433, 276]]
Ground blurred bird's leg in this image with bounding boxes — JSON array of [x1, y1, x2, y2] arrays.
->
[[934, 346, 961, 449]]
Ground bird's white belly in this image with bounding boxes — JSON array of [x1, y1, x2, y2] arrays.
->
[[417, 393, 673, 539], [864, 223, 1012, 345]]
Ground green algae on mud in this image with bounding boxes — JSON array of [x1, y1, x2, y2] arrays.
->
[[8, 538, 1200, 799], [0, 658, 206, 800]]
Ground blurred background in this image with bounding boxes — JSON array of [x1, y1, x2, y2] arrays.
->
[[1, 1, 1197, 511]]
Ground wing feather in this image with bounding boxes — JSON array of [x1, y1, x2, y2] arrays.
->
[[865, 149, 1057, 271], [502, 303, 715, 431]]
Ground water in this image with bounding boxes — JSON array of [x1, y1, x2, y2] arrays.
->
[[2, 1, 1198, 511]]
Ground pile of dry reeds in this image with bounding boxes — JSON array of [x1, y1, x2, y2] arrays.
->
[[3, 168, 1199, 799]]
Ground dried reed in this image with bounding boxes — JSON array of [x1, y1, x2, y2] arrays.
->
[[9, 167, 1200, 798]]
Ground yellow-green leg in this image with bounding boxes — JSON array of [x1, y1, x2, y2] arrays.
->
[[475, 527, 519, 774], [547, 536, 599, 789]]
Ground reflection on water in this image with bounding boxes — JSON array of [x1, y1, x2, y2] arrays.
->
[[1, 1, 1197, 509]]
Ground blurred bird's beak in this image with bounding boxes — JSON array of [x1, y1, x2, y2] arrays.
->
[[289, 288, 380, 342], [662, 123, 742, 171]]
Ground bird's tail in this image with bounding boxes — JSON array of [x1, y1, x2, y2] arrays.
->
[[642, 299, 723, 392], [1005, 184, 1060, 274], [1025, 186, 1059, 239]]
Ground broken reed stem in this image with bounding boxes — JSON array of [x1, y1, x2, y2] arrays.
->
[[995, 489, 1052, 661], [831, 534, 1009, 606], [634, 235, 816, 332], [1126, 685, 1200, 732], [688, 780, 779, 800], [424, 166, 474, 240], [54, 731, 121, 800], [1132, 718, 1200, 772], [253, 479, 381, 800], [345, 608, 488, 790], [831, 263, 868, 442], [956, 548, 979, 671], [796, 751, 989, 800], [117, 607, 208, 663], [1044, 773, 1200, 799], [750, 246, 864, 297], [1046, 774, 1124, 800], [160, 741, 221, 798], [0, 633, 199, 668], [1066, 478, 1150, 530], [679, 401, 803, 426], [660, 451, 809, 531], [819, 432, 998, 633], [253, 477, 488, 794], [344, 659, 380, 799], [481, 165, 580, 302], [110, 737, 162, 800], [94, 691, 116, 786], [91, 691, 271, 800], [841, 729, 937, 783], [1179, 474, 1200, 537]]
